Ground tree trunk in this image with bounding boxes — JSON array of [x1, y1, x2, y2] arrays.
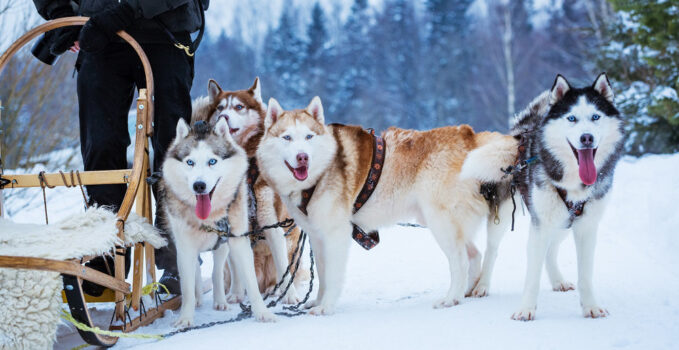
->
[[502, 5, 515, 126]]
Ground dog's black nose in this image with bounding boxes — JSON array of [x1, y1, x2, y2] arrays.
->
[[193, 181, 207, 193], [580, 133, 594, 147]]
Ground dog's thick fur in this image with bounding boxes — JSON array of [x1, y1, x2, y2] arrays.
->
[[191, 78, 307, 304], [465, 73, 625, 321], [256, 96, 518, 315], [159, 118, 275, 326]]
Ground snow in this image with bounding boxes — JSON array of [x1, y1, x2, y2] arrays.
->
[[3, 154, 678, 349]]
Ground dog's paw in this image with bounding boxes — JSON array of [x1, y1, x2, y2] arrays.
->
[[433, 297, 460, 309], [308, 305, 335, 316], [254, 310, 276, 322], [583, 306, 609, 318], [552, 281, 575, 292], [213, 300, 229, 311], [226, 293, 246, 304], [173, 316, 194, 328], [511, 307, 536, 321], [282, 289, 301, 305], [303, 299, 320, 309], [469, 283, 489, 298]]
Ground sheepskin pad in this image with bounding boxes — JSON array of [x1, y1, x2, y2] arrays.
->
[[0, 206, 167, 260], [0, 207, 167, 349]]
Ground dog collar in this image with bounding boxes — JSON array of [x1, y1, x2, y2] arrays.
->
[[555, 187, 586, 227]]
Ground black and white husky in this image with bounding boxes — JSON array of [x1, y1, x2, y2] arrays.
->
[[465, 73, 625, 320]]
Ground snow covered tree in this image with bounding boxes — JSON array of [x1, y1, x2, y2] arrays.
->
[[303, 2, 333, 109], [599, 0, 679, 155], [371, 0, 422, 129], [261, 3, 307, 106], [424, 0, 474, 128]]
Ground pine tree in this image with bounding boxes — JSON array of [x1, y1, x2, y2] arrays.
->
[[262, 3, 307, 106], [304, 2, 332, 107], [599, 0, 679, 154], [424, 0, 474, 128]]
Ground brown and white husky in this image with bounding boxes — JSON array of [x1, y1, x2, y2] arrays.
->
[[191, 78, 308, 304], [255, 96, 519, 315]]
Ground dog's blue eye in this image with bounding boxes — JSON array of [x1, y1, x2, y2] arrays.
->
[[282, 135, 292, 141], [235, 105, 244, 111], [567, 115, 577, 122], [186, 159, 195, 166], [592, 114, 600, 121], [306, 134, 313, 140], [208, 158, 217, 166]]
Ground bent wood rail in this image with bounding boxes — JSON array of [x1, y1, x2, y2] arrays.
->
[[0, 17, 177, 347]]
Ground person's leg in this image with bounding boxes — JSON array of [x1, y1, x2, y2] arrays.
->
[[77, 44, 136, 296], [136, 43, 194, 292]]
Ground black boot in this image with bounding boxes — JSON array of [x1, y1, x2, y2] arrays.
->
[[158, 270, 181, 295], [81, 248, 131, 297]]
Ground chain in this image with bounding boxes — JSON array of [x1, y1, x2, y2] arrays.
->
[[200, 218, 295, 240], [161, 309, 253, 339]]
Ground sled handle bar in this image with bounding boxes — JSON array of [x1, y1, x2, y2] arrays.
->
[[0, 17, 154, 135]]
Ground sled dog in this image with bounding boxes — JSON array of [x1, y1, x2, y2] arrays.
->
[[192, 78, 307, 304], [464, 73, 624, 320], [256, 96, 518, 315], [159, 118, 275, 326]]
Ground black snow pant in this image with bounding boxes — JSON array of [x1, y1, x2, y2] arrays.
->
[[77, 42, 193, 276]]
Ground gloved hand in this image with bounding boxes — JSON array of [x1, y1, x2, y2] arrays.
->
[[46, 5, 81, 55], [78, 3, 135, 53]]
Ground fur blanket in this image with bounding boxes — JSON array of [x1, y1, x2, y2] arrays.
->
[[0, 207, 166, 349]]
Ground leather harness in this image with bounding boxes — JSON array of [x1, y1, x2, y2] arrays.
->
[[513, 132, 586, 222], [297, 129, 386, 250]]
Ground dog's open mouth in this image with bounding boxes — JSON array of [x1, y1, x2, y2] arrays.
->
[[195, 178, 220, 220], [569, 141, 597, 186], [285, 161, 308, 181]]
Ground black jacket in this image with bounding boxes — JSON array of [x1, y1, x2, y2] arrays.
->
[[33, 0, 209, 43]]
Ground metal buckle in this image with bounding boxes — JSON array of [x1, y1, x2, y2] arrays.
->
[[174, 43, 195, 57]]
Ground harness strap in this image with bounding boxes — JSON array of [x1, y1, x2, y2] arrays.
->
[[350, 130, 385, 250], [556, 187, 586, 217], [297, 185, 316, 216], [246, 157, 260, 236]]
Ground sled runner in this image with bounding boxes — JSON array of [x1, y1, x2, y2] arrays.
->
[[0, 17, 179, 348]]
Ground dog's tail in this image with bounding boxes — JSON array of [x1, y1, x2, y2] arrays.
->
[[460, 132, 518, 183]]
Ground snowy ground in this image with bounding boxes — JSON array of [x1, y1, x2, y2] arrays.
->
[[5, 154, 679, 349]]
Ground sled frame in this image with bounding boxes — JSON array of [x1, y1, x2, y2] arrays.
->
[[0, 17, 179, 347]]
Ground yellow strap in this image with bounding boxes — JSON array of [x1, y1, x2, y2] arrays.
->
[[60, 310, 164, 340], [174, 43, 194, 57], [141, 281, 171, 296]]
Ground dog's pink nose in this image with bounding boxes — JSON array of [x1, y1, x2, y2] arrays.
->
[[220, 114, 229, 121], [296, 153, 309, 167]]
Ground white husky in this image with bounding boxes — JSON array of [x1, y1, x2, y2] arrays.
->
[[465, 73, 625, 320], [160, 118, 275, 327]]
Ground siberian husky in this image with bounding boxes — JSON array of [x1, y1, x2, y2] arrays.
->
[[464, 73, 625, 320], [159, 118, 275, 327], [256, 96, 519, 315], [192, 78, 307, 304]]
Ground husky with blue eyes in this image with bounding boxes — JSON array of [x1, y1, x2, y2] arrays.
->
[[160, 118, 276, 327], [464, 73, 625, 321]]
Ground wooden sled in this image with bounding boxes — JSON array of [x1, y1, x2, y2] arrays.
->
[[0, 17, 179, 347]]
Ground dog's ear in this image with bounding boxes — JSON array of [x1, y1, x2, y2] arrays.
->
[[174, 118, 190, 144], [214, 117, 234, 141], [249, 77, 263, 104], [306, 96, 325, 124], [265, 98, 283, 131], [550, 74, 570, 105], [208, 79, 222, 104], [592, 72, 614, 103]]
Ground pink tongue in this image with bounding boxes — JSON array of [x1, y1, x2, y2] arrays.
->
[[195, 194, 212, 220], [293, 167, 308, 181], [577, 149, 597, 185]]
